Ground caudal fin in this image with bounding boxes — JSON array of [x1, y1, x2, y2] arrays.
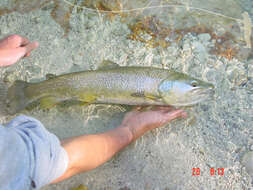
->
[[0, 80, 8, 115], [5, 80, 29, 115]]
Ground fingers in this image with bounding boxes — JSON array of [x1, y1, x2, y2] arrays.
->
[[19, 36, 30, 47], [164, 109, 187, 123], [153, 106, 173, 110], [133, 106, 173, 113], [0, 34, 38, 64], [132, 106, 142, 111], [20, 42, 39, 57], [0, 34, 38, 50], [0, 35, 24, 49], [152, 106, 174, 113], [0, 41, 39, 67], [24, 52, 31, 57], [8, 42, 39, 62]]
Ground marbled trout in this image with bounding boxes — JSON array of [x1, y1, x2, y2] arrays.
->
[[2, 64, 214, 114]]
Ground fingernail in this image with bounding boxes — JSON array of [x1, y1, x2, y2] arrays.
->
[[181, 112, 187, 118]]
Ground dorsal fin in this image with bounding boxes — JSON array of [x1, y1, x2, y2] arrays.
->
[[97, 60, 120, 70]]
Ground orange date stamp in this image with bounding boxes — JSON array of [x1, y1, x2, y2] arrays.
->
[[192, 168, 224, 176]]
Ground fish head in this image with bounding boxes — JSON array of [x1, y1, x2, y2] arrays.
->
[[158, 72, 214, 106]]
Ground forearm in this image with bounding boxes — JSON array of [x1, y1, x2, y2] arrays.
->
[[53, 126, 133, 183], [52, 108, 186, 184]]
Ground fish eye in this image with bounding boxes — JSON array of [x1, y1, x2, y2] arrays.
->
[[191, 80, 198, 87]]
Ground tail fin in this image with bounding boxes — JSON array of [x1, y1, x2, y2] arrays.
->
[[0, 80, 8, 115], [5, 80, 29, 115]]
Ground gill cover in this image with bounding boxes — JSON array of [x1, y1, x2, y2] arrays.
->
[[158, 79, 191, 105], [157, 72, 211, 106]]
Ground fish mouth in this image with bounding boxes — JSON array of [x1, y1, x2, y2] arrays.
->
[[188, 87, 214, 104], [190, 87, 214, 97], [170, 87, 215, 107], [191, 87, 214, 99]]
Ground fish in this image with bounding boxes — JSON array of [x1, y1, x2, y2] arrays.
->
[[0, 62, 214, 115]]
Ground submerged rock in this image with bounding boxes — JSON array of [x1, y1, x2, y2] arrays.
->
[[242, 151, 253, 176], [226, 62, 248, 86], [248, 62, 253, 78], [198, 33, 211, 42]]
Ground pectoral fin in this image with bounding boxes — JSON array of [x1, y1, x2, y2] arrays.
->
[[144, 93, 162, 102], [79, 102, 94, 106], [39, 96, 59, 109], [135, 105, 153, 112]]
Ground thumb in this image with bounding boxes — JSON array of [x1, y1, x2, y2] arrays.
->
[[20, 41, 39, 56], [8, 42, 39, 64], [162, 109, 187, 123]]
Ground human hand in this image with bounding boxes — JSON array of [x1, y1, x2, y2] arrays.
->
[[120, 106, 187, 140], [0, 34, 39, 67]]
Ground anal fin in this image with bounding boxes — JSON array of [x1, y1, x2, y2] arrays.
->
[[144, 93, 161, 101], [79, 94, 97, 106]]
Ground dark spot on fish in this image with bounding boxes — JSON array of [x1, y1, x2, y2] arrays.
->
[[131, 91, 145, 98], [119, 186, 131, 190], [58, 99, 83, 107], [26, 101, 40, 111]]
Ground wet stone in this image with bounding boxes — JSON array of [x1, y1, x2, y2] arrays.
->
[[41, 1, 55, 11], [248, 63, 253, 78], [0, 25, 9, 35], [227, 141, 237, 152], [191, 41, 206, 53], [237, 48, 252, 60], [200, 104, 209, 112], [242, 151, 253, 176], [226, 63, 248, 86], [3, 71, 18, 83], [250, 144, 253, 151], [205, 69, 222, 83], [198, 33, 211, 42], [25, 65, 41, 74]]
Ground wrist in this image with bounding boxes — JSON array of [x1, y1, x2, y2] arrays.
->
[[118, 124, 135, 143]]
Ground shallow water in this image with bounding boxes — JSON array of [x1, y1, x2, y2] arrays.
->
[[0, 0, 253, 189]]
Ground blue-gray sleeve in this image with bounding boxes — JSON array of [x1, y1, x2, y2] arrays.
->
[[0, 115, 68, 190]]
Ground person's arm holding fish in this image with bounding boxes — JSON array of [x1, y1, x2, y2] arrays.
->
[[0, 35, 186, 189], [53, 106, 186, 183]]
